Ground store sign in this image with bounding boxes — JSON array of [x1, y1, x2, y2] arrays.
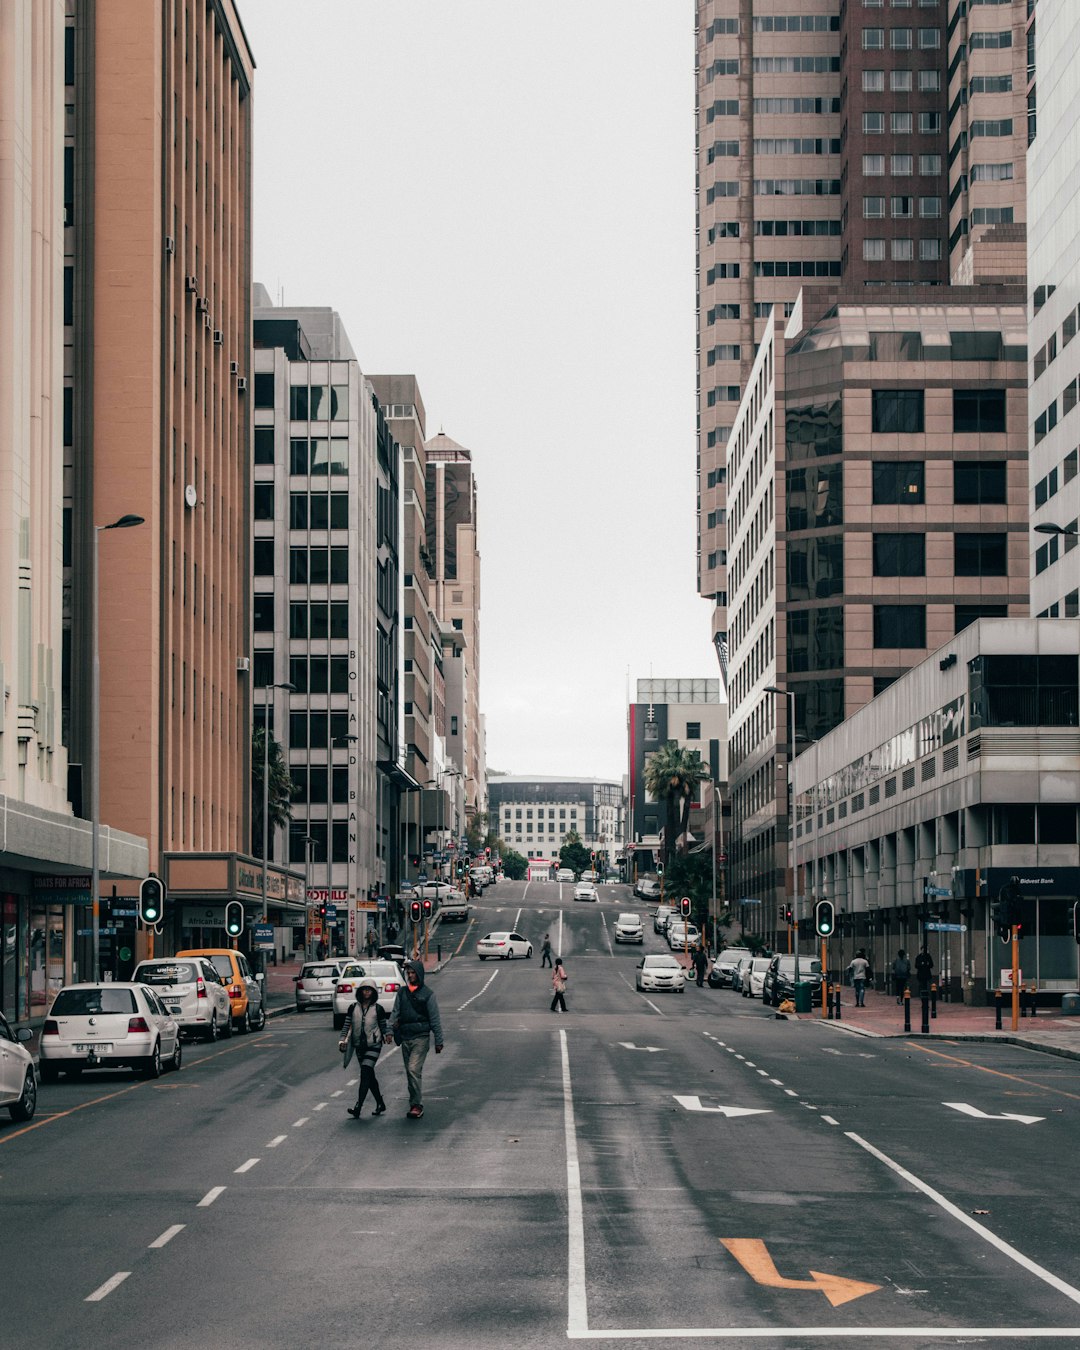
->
[[182, 904, 227, 927]]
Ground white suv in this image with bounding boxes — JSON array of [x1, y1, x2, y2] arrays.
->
[[614, 912, 644, 943]]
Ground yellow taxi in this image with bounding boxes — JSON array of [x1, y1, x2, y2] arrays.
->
[[176, 948, 266, 1033]]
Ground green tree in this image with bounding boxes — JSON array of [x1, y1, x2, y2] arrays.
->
[[466, 811, 489, 855], [559, 830, 592, 877], [643, 742, 709, 872], [251, 726, 295, 858], [662, 851, 726, 938], [501, 848, 528, 881]]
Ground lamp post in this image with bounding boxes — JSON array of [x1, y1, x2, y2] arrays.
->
[[765, 685, 799, 988], [303, 834, 317, 958], [1033, 522, 1079, 536], [91, 513, 144, 981], [329, 733, 358, 955], [259, 681, 296, 949]]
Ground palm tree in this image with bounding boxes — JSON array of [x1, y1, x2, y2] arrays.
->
[[643, 742, 709, 872], [251, 726, 296, 859]]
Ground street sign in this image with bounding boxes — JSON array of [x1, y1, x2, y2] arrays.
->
[[325, 905, 338, 920], [112, 908, 138, 918], [253, 923, 274, 950], [925, 922, 967, 932], [376, 895, 387, 911], [923, 885, 951, 897], [77, 927, 117, 936], [417, 872, 428, 883]]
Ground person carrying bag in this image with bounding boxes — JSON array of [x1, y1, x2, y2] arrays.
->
[[338, 980, 389, 1119]]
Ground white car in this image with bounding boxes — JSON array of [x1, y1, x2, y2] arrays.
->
[[293, 959, 351, 1014], [574, 882, 599, 902], [39, 983, 182, 1081], [614, 912, 644, 943], [740, 956, 772, 999], [556, 868, 575, 883], [130, 957, 234, 1042], [0, 1011, 37, 1122], [581, 870, 599, 883], [416, 881, 454, 900], [476, 931, 533, 960], [333, 960, 406, 1028], [635, 954, 686, 993], [667, 922, 700, 950]]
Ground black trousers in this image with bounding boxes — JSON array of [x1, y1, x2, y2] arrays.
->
[[356, 1062, 385, 1109], [541, 952, 552, 967], [550, 991, 567, 1011]]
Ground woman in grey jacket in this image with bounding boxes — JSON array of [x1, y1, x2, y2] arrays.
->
[[338, 980, 389, 1118]]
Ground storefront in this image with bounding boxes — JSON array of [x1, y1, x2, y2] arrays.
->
[[163, 853, 306, 959]]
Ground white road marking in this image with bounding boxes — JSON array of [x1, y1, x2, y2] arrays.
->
[[944, 1101, 1045, 1125], [822, 1116, 840, 1126], [347, 1077, 358, 1086], [197, 1186, 225, 1207], [673, 1096, 772, 1119], [331, 1089, 344, 1098], [313, 1102, 328, 1111], [266, 1135, 287, 1148], [234, 1158, 260, 1173], [457, 969, 498, 1012], [148, 1225, 185, 1249], [784, 1089, 798, 1097], [292, 1117, 309, 1128], [769, 1079, 784, 1086], [567, 1324, 1080, 1340], [85, 1272, 130, 1302], [644, 998, 665, 1016], [618, 1043, 663, 1052], [560, 1029, 589, 1336], [756, 1069, 769, 1076]]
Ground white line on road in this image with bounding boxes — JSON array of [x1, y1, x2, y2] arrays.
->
[[644, 998, 665, 1016], [197, 1187, 226, 1207], [822, 1116, 839, 1126], [266, 1135, 287, 1148], [331, 1089, 344, 1098], [784, 1089, 798, 1097], [234, 1158, 260, 1173], [769, 1078, 784, 1086], [85, 1272, 131, 1302], [313, 1102, 328, 1111], [560, 1029, 589, 1336], [148, 1225, 185, 1249], [292, 1117, 309, 1128], [457, 969, 498, 1012]]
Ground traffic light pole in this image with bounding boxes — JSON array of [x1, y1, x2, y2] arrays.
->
[[821, 938, 828, 1018], [1011, 925, 1020, 1031]]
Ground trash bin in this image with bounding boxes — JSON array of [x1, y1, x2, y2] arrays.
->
[[793, 982, 814, 1014]]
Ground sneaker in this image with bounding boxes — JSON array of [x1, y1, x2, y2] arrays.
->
[[407, 1104, 424, 1119]]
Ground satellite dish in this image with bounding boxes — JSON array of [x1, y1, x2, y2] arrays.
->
[[185, 484, 198, 509]]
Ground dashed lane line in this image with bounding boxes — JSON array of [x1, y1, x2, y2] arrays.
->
[[457, 968, 499, 1012], [197, 1186, 225, 1208], [85, 1272, 131, 1302], [148, 1225, 185, 1249], [292, 1116, 309, 1127], [266, 1135, 287, 1148], [234, 1158, 260, 1173]]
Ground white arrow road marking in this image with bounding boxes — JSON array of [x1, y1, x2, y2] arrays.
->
[[674, 1095, 772, 1118], [944, 1102, 1045, 1124], [618, 1042, 663, 1052]]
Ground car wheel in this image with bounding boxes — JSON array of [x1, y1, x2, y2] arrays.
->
[[9, 1069, 37, 1121], [235, 1010, 247, 1035], [505, 949, 514, 961], [252, 1002, 266, 1031], [679, 987, 685, 994], [221, 1009, 233, 1038], [39, 1062, 59, 1085], [170, 1037, 183, 1072], [141, 1042, 162, 1079], [479, 955, 486, 961], [526, 947, 533, 959], [204, 1013, 218, 1043], [333, 1012, 345, 1031]]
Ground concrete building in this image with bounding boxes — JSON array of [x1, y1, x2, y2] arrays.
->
[[791, 619, 1079, 1004], [489, 777, 624, 872], [725, 289, 1030, 939], [1027, 1, 1080, 619]]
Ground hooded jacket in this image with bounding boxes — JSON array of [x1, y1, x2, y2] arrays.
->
[[391, 962, 444, 1046], [339, 981, 388, 1069]]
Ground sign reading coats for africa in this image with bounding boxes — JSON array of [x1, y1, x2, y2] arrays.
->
[[253, 923, 274, 950]]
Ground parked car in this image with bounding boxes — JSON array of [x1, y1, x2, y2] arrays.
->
[[0, 1011, 37, 1121], [635, 954, 686, 993], [613, 912, 644, 943], [294, 959, 350, 1014], [761, 954, 824, 1007], [39, 983, 181, 1081], [130, 957, 234, 1042], [476, 931, 533, 960], [556, 868, 575, 883], [653, 905, 676, 934], [708, 946, 755, 989], [416, 881, 455, 900], [176, 948, 266, 1033], [739, 956, 773, 999], [333, 960, 405, 1027], [666, 922, 700, 951], [574, 882, 599, 902], [636, 878, 661, 902]]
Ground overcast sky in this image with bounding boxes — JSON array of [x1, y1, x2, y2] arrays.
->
[[243, 0, 719, 782]]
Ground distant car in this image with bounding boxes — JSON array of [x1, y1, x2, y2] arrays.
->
[[653, 905, 676, 934], [39, 983, 182, 1081], [580, 870, 599, 883], [636, 878, 661, 902], [556, 868, 575, 883], [635, 954, 686, 994], [762, 954, 824, 1007], [378, 943, 407, 963], [293, 959, 351, 1014], [708, 947, 755, 989], [614, 912, 644, 943], [130, 957, 234, 1042], [333, 960, 406, 1027], [666, 922, 700, 951], [740, 957, 772, 999], [0, 1011, 37, 1121], [416, 881, 454, 900], [574, 882, 599, 902], [477, 932, 533, 960]]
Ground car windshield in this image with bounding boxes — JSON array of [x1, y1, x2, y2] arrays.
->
[[644, 956, 679, 969], [134, 962, 198, 985], [483, 933, 510, 941], [206, 955, 234, 980], [52, 988, 138, 1015], [302, 965, 339, 979]]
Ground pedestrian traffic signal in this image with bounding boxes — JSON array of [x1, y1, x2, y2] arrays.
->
[[409, 900, 422, 924], [139, 875, 165, 925], [485, 846, 491, 858], [814, 899, 835, 937], [421, 898, 433, 919], [225, 900, 244, 938], [679, 896, 692, 919], [656, 864, 664, 877]]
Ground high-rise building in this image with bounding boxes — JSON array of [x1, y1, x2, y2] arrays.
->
[[489, 777, 624, 873]]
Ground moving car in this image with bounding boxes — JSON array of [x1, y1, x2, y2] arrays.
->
[[130, 957, 234, 1042], [761, 954, 824, 1007], [708, 946, 754, 989], [39, 983, 182, 1081], [738, 956, 772, 999], [476, 931, 533, 960], [635, 954, 686, 993], [177, 948, 266, 1033], [574, 882, 599, 902], [613, 912, 644, 943], [580, 870, 599, 883], [333, 960, 405, 1027], [666, 922, 700, 951], [293, 959, 350, 1013], [556, 868, 575, 883], [653, 905, 676, 934], [636, 878, 661, 902], [0, 1011, 37, 1121]]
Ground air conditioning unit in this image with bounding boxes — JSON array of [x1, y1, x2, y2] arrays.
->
[[229, 360, 239, 375], [203, 313, 212, 331], [196, 297, 208, 314], [236, 376, 247, 393], [236, 656, 250, 673], [185, 275, 198, 293], [213, 329, 223, 346], [164, 235, 175, 256]]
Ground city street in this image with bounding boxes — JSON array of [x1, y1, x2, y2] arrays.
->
[[4, 879, 1080, 1348]]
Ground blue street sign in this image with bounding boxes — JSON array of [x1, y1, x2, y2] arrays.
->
[[924, 885, 952, 897], [325, 905, 337, 920], [77, 927, 117, 936], [925, 922, 967, 932], [253, 923, 274, 949], [376, 896, 387, 911], [111, 908, 138, 918], [417, 872, 428, 883]]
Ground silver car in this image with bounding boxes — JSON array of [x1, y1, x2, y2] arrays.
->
[[614, 912, 644, 943], [39, 983, 182, 1081], [333, 960, 406, 1028], [130, 958, 233, 1042], [294, 959, 349, 1013]]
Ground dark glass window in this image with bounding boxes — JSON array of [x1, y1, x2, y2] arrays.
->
[[290, 439, 309, 474], [993, 804, 1035, 845], [289, 603, 307, 638], [873, 675, 897, 697], [254, 428, 275, 465], [64, 25, 75, 84], [786, 463, 843, 529], [330, 656, 350, 693], [309, 494, 347, 530], [289, 657, 308, 693], [289, 548, 308, 584], [873, 605, 926, 647], [802, 677, 845, 743], [873, 533, 925, 576], [330, 602, 350, 638], [252, 593, 274, 632], [954, 460, 1006, 504], [786, 536, 844, 598], [252, 651, 274, 688], [289, 493, 308, 530], [786, 606, 844, 671], [309, 386, 328, 418], [785, 400, 842, 459], [253, 483, 274, 520], [64, 266, 74, 325], [310, 604, 329, 640], [330, 548, 349, 584], [955, 604, 1007, 633], [289, 385, 309, 420], [970, 654, 1079, 727], [253, 373, 275, 409], [1040, 804, 1078, 845], [64, 386, 73, 447], [953, 388, 1006, 433], [872, 390, 924, 433], [686, 722, 701, 739], [954, 532, 1007, 575], [253, 539, 274, 574]]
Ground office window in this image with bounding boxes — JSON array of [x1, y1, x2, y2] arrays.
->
[[863, 27, 885, 48], [955, 533, 1008, 575], [892, 195, 914, 217], [254, 427, 275, 465], [864, 238, 886, 261], [954, 388, 1006, 433], [253, 373, 274, 408], [874, 532, 926, 576], [891, 154, 914, 175], [954, 461, 1007, 504], [863, 154, 886, 176], [919, 153, 942, 174], [289, 438, 309, 474], [253, 483, 275, 520], [919, 112, 941, 134], [253, 539, 274, 574], [872, 390, 924, 432], [863, 69, 885, 91], [919, 196, 941, 217], [253, 593, 274, 632], [918, 26, 940, 46], [890, 27, 912, 47], [918, 69, 941, 91], [873, 605, 925, 647], [864, 196, 885, 217], [289, 385, 309, 421], [891, 112, 913, 134], [920, 238, 942, 260], [864, 112, 885, 133], [891, 69, 913, 91], [955, 604, 1007, 634], [686, 722, 702, 740]]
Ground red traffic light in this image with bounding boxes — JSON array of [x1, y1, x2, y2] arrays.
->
[[484, 846, 491, 858], [679, 896, 692, 919], [421, 898, 433, 918], [409, 901, 422, 924]]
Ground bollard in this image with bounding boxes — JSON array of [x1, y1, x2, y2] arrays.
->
[[437, 944, 442, 964], [1030, 985, 1037, 1019], [921, 990, 930, 1035], [995, 989, 1003, 1030], [826, 982, 834, 1019], [903, 987, 911, 1033], [833, 983, 842, 1021], [930, 981, 938, 1019]]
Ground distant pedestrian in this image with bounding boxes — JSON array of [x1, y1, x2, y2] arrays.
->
[[848, 949, 871, 1007], [338, 981, 388, 1119], [892, 949, 911, 1004], [365, 928, 377, 959], [915, 947, 934, 994], [391, 960, 444, 1120], [550, 958, 568, 1013], [692, 944, 708, 988], [540, 933, 553, 968]]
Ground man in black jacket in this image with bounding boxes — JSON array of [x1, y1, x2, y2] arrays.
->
[[391, 961, 444, 1119]]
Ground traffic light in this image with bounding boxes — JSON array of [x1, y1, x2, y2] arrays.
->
[[679, 896, 692, 919], [590, 850, 596, 861], [784, 904, 793, 925], [656, 863, 664, 877], [421, 898, 433, 919], [139, 875, 165, 925], [225, 900, 244, 938], [410, 854, 420, 869], [997, 878, 1022, 938], [814, 899, 835, 937], [1074, 901, 1080, 946], [319, 902, 328, 920], [484, 846, 491, 859], [409, 900, 422, 924]]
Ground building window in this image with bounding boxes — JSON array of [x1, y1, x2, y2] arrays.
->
[[254, 427, 275, 465], [872, 390, 924, 432], [891, 154, 914, 175], [920, 153, 942, 174], [253, 539, 274, 574], [918, 112, 941, 134], [918, 69, 941, 91], [863, 27, 885, 48], [864, 238, 886, 261], [864, 112, 885, 133], [890, 27, 912, 48], [918, 26, 940, 47], [954, 533, 1008, 576], [920, 238, 942, 260], [863, 154, 886, 176], [873, 533, 926, 576], [253, 373, 274, 409], [891, 112, 913, 135], [892, 238, 914, 261], [919, 196, 941, 217], [864, 196, 885, 218], [873, 605, 926, 647], [863, 69, 885, 91], [253, 594, 275, 632], [954, 388, 1006, 433], [954, 461, 1006, 505], [891, 69, 913, 91], [955, 604, 1007, 634], [891, 195, 913, 217], [253, 483, 275, 520]]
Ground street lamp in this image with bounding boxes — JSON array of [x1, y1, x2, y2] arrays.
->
[[764, 685, 799, 986], [1033, 522, 1079, 535], [259, 681, 296, 943], [91, 513, 144, 980], [329, 733, 358, 954]]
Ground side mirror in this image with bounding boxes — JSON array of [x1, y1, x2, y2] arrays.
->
[[16, 1026, 32, 1043], [292, 975, 300, 983], [256, 972, 265, 983]]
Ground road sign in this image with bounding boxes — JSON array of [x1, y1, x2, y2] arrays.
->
[[325, 905, 337, 921], [77, 927, 116, 936], [923, 885, 952, 897], [376, 895, 387, 910], [253, 923, 274, 950], [417, 872, 428, 883], [925, 922, 967, 932], [111, 908, 138, 918]]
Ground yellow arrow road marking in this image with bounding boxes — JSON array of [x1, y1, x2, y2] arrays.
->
[[720, 1238, 882, 1307]]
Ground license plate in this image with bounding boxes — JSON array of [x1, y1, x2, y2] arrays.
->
[[76, 1042, 113, 1053]]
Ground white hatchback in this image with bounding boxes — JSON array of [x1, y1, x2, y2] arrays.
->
[[130, 957, 233, 1042], [39, 983, 182, 1081], [476, 931, 533, 960], [0, 1011, 37, 1122], [333, 960, 406, 1028], [635, 954, 686, 993], [614, 912, 644, 943]]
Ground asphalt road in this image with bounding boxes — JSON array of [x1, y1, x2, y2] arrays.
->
[[3, 878, 1080, 1349]]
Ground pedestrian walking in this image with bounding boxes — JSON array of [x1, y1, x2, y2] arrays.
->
[[550, 958, 568, 1013], [338, 981, 388, 1119], [390, 960, 444, 1120], [915, 946, 934, 993], [892, 949, 911, 1004], [540, 933, 553, 968], [848, 949, 871, 1007], [691, 944, 708, 988], [365, 928, 377, 959]]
